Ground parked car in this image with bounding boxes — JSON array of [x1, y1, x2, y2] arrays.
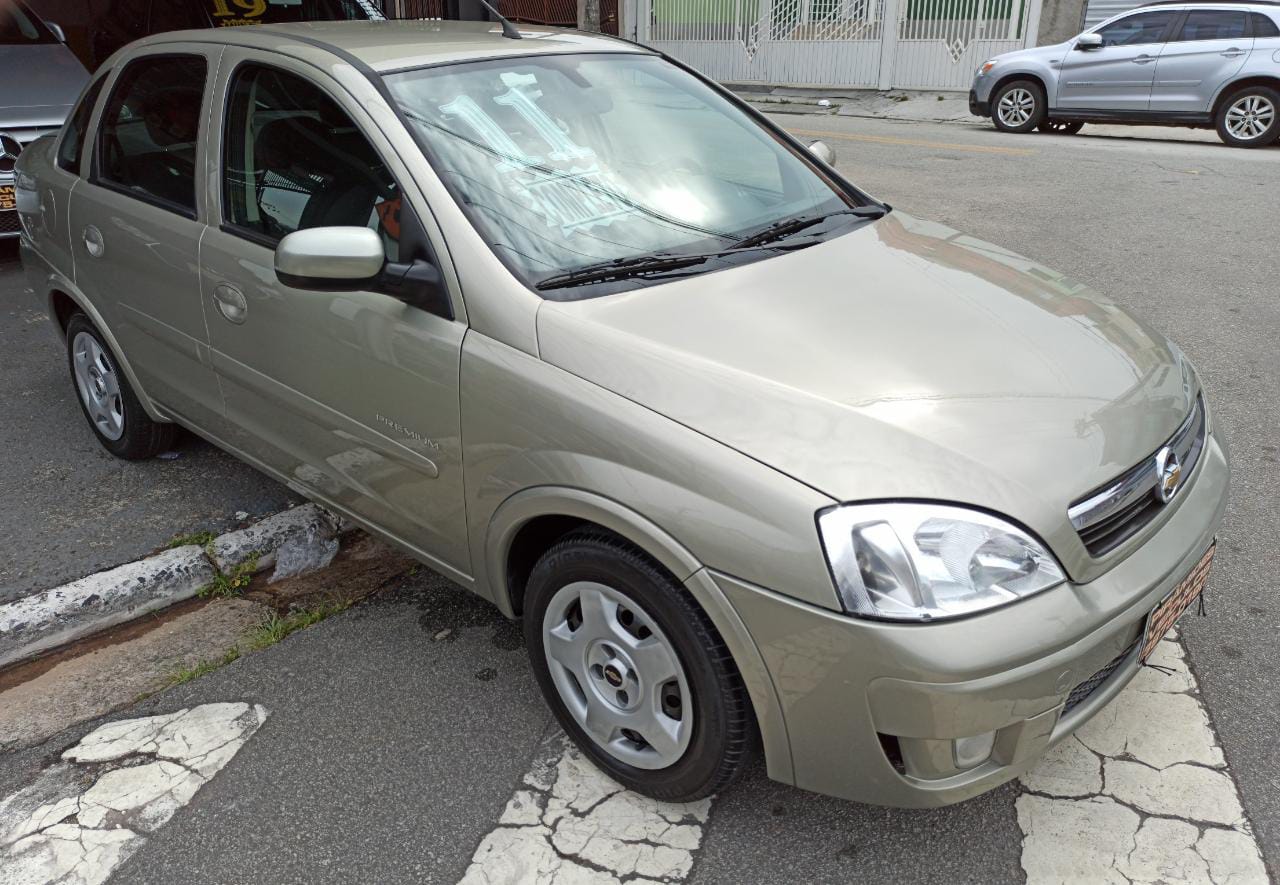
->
[[17, 21, 1228, 806], [970, 0, 1280, 147], [84, 0, 384, 71], [0, 0, 87, 239]]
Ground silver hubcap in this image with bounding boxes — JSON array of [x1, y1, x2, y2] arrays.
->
[[72, 332, 124, 441], [998, 88, 1036, 127], [1226, 95, 1275, 141], [543, 581, 692, 770]]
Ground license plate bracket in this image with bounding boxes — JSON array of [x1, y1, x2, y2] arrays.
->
[[1141, 543, 1215, 662]]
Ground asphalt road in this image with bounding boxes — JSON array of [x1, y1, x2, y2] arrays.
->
[[0, 240, 297, 604], [0, 116, 1276, 883]]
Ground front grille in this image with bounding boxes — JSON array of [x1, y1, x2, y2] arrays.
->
[[1063, 637, 1138, 715], [1068, 395, 1206, 557], [0, 210, 20, 235]]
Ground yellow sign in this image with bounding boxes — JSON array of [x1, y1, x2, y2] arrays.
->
[[0, 186, 16, 212]]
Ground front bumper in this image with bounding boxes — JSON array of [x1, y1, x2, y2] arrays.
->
[[969, 88, 990, 118], [713, 433, 1229, 807]]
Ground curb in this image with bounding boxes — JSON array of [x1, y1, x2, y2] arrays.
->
[[0, 503, 341, 670]]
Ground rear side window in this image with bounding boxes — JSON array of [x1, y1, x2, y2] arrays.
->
[[222, 64, 404, 260], [1252, 12, 1280, 37], [57, 76, 109, 175], [1173, 9, 1248, 41], [1094, 10, 1177, 46], [95, 54, 207, 215]]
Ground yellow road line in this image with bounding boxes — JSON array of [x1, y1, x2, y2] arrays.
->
[[788, 127, 1036, 156]]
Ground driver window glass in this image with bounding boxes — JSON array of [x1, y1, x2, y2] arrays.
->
[[222, 64, 403, 261], [96, 55, 206, 214], [1172, 10, 1248, 41], [1094, 10, 1176, 46]]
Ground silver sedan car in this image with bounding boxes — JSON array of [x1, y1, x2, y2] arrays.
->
[[970, 0, 1280, 147], [18, 21, 1229, 806]]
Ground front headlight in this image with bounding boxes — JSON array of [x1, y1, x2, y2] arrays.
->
[[817, 503, 1065, 622], [977, 59, 999, 76]]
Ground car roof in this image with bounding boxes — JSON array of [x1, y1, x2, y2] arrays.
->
[[1136, 0, 1280, 7], [133, 20, 645, 74]]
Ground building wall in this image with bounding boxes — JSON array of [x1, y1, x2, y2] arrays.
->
[[1036, 0, 1088, 45]]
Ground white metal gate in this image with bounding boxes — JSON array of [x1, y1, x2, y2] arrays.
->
[[640, 0, 1042, 90]]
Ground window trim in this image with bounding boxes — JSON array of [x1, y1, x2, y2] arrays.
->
[[215, 59, 430, 267], [89, 51, 210, 221], [56, 71, 110, 177]]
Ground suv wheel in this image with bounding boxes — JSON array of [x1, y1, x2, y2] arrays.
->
[[66, 314, 178, 459], [991, 80, 1045, 133], [1216, 86, 1280, 148], [524, 532, 753, 802], [1038, 119, 1083, 135]]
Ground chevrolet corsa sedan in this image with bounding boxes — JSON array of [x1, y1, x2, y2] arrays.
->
[[16, 21, 1229, 806]]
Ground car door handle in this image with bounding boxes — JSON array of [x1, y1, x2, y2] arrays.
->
[[82, 225, 104, 258], [212, 283, 248, 324], [1131, 54, 1156, 64], [1220, 48, 1246, 58]]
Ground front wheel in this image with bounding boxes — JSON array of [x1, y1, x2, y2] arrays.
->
[[991, 80, 1046, 133], [1038, 119, 1083, 135], [1216, 86, 1280, 148], [524, 532, 753, 802]]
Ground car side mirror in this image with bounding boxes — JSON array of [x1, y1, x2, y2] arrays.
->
[[1076, 32, 1102, 50], [275, 227, 385, 291], [807, 140, 836, 165], [274, 225, 453, 319], [45, 21, 66, 42]]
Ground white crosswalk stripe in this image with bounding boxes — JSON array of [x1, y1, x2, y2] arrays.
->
[[0, 703, 268, 885]]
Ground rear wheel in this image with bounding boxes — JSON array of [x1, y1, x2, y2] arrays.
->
[[524, 532, 753, 802], [1038, 119, 1084, 135], [1215, 86, 1280, 148], [991, 80, 1045, 133], [66, 313, 178, 460]]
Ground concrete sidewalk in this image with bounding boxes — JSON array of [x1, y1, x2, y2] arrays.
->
[[734, 84, 1224, 144]]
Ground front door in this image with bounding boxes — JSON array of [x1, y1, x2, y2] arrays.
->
[[200, 57, 470, 578], [1056, 9, 1180, 111], [1151, 9, 1253, 113], [67, 47, 224, 430]]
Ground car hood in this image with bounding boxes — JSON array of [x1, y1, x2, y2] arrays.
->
[[0, 44, 87, 118], [536, 213, 1197, 579]]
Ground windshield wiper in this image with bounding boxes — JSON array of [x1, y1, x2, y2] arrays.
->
[[535, 251, 731, 291], [729, 205, 887, 250]]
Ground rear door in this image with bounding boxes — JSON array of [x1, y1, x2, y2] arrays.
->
[[1151, 8, 1253, 112], [21, 72, 110, 278], [67, 46, 226, 430], [199, 52, 470, 576], [1056, 9, 1181, 110]]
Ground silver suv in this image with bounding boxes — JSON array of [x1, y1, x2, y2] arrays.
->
[[970, 0, 1280, 147]]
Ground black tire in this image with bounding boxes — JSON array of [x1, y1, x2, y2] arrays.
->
[[1215, 85, 1280, 148], [524, 531, 753, 802], [65, 313, 178, 460], [1038, 119, 1084, 135], [990, 79, 1046, 133]]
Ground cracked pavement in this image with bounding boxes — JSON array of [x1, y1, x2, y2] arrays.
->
[[0, 115, 1276, 884], [0, 703, 267, 884]]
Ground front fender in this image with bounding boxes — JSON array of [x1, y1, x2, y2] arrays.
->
[[484, 484, 795, 786]]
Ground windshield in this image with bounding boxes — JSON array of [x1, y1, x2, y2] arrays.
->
[[205, 0, 380, 26], [384, 53, 861, 292], [1, 0, 56, 44]]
